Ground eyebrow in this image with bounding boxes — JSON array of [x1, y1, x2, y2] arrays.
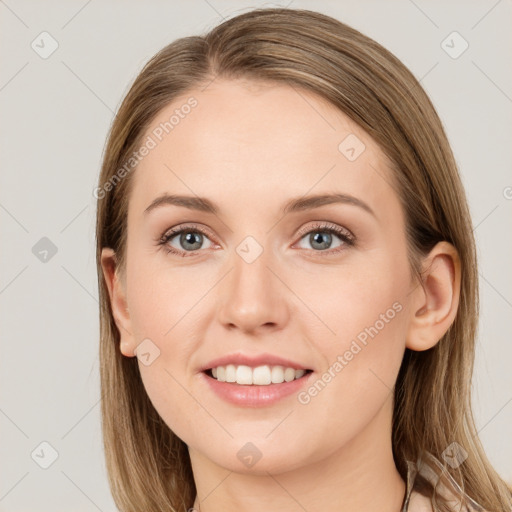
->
[[143, 192, 375, 218]]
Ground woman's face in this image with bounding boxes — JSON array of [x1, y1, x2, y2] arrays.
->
[[112, 78, 417, 474]]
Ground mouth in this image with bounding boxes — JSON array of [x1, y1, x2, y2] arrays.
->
[[204, 365, 313, 386]]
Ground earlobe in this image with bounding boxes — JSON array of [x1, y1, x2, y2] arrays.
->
[[406, 241, 461, 352], [100, 248, 136, 357]]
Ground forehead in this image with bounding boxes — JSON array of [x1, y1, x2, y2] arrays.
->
[[128, 78, 400, 223]]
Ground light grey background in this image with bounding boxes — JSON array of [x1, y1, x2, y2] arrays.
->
[[1, 0, 511, 510]]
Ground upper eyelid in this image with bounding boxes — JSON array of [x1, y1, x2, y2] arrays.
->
[[295, 221, 353, 239], [162, 223, 213, 239]]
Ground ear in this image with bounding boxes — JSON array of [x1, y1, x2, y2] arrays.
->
[[406, 241, 461, 351], [100, 248, 136, 357]]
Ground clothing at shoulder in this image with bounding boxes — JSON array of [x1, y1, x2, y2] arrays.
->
[[401, 451, 488, 512]]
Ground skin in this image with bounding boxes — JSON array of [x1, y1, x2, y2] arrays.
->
[[101, 78, 461, 512]]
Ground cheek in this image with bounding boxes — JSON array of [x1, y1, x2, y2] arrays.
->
[[124, 250, 211, 410], [300, 252, 409, 350], [303, 249, 410, 399], [124, 257, 206, 441], [291, 270, 408, 459], [125, 247, 208, 344]]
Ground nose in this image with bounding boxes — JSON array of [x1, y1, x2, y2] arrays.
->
[[217, 245, 290, 334]]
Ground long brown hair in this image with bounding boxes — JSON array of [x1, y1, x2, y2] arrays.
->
[[95, 8, 512, 511]]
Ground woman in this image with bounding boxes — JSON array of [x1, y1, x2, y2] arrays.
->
[[95, 8, 512, 512]]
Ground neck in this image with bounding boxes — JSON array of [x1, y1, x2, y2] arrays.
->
[[190, 395, 406, 512]]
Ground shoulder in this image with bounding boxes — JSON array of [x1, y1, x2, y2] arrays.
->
[[407, 490, 488, 512], [407, 490, 433, 511], [403, 452, 490, 512]]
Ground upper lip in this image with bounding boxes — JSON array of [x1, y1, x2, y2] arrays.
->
[[200, 352, 311, 372]]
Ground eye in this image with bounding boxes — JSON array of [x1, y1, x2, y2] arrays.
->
[[294, 221, 355, 255], [157, 221, 355, 258], [157, 224, 215, 257]]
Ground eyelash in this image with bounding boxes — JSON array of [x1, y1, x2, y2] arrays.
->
[[156, 221, 355, 258]]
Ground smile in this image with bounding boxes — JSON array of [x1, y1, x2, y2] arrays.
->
[[207, 364, 311, 385]]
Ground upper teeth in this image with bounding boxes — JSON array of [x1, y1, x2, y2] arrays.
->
[[211, 365, 306, 385]]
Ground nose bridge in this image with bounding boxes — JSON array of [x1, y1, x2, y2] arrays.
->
[[232, 239, 271, 294], [217, 236, 288, 332]]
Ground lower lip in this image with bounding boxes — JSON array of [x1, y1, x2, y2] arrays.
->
[[200, 371, 313, 407]]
